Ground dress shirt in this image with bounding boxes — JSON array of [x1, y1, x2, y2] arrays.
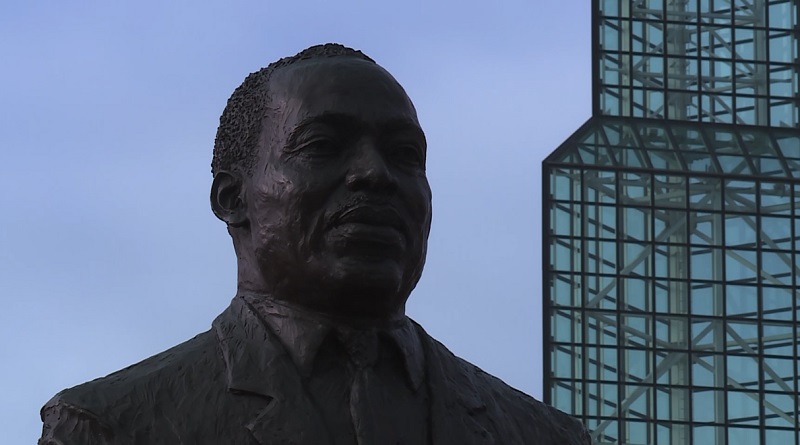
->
[[242, 294, 429, 445]]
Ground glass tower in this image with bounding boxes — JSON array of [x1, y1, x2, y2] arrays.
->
[[542, 1, 800, 444]]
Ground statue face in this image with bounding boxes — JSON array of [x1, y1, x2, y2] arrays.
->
[[244, 57, 432, 318]]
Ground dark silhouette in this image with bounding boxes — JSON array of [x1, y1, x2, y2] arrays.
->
[[40, 44, 592, 445]]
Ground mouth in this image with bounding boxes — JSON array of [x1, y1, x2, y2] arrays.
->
[[327, 205, 409, 251], [330, 205, 407, 236]]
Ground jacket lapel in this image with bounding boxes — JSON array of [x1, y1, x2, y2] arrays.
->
[[417, 324, 497, 445], [213, 297, 331, 445]]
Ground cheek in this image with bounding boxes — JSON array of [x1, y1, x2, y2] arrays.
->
[[408, 180, 433, 224], [250, 174, 330, 249]]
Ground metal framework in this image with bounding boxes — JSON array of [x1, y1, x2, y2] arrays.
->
[[543, 1, 800, 444], [596, 0, 799, 126]]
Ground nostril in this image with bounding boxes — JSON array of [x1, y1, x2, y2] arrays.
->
[[346, 149, 397, 191], [346, 164, 397, 192]]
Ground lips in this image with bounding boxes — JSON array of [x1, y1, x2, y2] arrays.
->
[[327, 204, 409, 251], [330, 205, 407, 236]]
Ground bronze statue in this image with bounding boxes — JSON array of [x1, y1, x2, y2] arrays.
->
[[40, 44, 591, 445]]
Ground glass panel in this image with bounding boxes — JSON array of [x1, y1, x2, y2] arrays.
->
[[726, 285, 758, 318], [622, 314, 652, 348], [552, 202, 581, 237], [762, 356, 795, 392], [585, 170, 617, 203], [653, 175, 687, 208], [727, 356, 760, 390], [691, 247, 722, 281], [764, 429, 795, 444], [725, 213, 757, 247], [761, 250, 792, 285], [587, 240, 618, 275], [726, 249, 758, 283], [726, 321, 759, 354], [769, 32, 795, 64], [690, 176, 722, 210], [622, 242, 650, 277], [693, 426, 725, 445], [552, 238, 581, 272], [728, 427, 760, 445], [691, 283, 723, 316], [768, 0, 795, 29], [762, 286, 793, 321], [692, 318, 723, 353], [763, 393, 795, 427], [772, 100, 798, 126], [727, 390, 761, 425], [620, 172, 651, 205], [774, 134, 800, 159], [718, 155, 752, 174], [553, 382, 577, 413], [621, 277, 650, 312], [761, 181, 792, 214], [600, 0, 619, 16], [647, 150, 682, 170], [624, 350, 651, 381], [691, 212, 723, 245], [685, 152, 717, 172], [761, 215, 792, 250], [589, 313, 620, 347], [769, 65, 795, 98], [586, 204, 617, 239], [578, 144, 615, 167], [692, 352, 720, 386], [761, 322, 795, 356], [654, 245, 686, 279], [622, 207, 650, 241], [552, 310, 580, 344], [552, 274, 582, 308], [725, 179, 758, 213], [712, 128, 742, 154], [550, 168, 581, 201], [601, 19, 622, 51], [692, 389, 724, 422], [586, 274, 617, 309], [613, 146, 649, 168]]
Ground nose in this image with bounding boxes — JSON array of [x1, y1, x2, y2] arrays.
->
[[346, 140, 398, 193]]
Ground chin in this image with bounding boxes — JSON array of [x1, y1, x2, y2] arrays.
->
[[323, 256, 408, 315]]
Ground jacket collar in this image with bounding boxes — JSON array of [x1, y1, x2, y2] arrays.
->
[[212, 296, 332, 445], [213, 296, 494, 445], [241, 294, 425, 391], [414, 321, 498, 445]]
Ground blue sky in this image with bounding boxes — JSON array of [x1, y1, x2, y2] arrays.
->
[[0, 1, 591, 442]]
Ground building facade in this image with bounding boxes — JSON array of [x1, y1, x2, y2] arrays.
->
[[542, 1, 800, 444]]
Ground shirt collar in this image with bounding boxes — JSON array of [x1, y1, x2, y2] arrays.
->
[[242, 294, 425, 391]]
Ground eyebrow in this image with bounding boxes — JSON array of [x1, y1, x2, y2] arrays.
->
[[285, 112, 425, 148]]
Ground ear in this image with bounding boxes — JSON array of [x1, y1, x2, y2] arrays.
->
[[210, 171, 248, 227]]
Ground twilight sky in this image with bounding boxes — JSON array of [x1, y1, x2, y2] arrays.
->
[[0, 1, 591, 442]]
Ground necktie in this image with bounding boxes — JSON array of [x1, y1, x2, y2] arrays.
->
[[337, 327, 426, 445], [337, 328, 383, 444]]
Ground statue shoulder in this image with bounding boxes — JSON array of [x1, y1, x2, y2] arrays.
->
[[40, 330, 220, 445], [414, 323, 592, 444], [469, 362, 593, 444]]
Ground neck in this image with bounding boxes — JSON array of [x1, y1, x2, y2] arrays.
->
[[238, 289, 407, 330]]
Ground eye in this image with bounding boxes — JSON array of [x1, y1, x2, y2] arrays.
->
[[387, 142, 425, 169], [295, 137, 343, 160]]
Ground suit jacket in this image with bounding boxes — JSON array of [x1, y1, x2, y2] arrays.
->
[[40, 296, 591, 444]]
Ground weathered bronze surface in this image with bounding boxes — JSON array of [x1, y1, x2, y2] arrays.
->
[[40, 44, 591, 445]]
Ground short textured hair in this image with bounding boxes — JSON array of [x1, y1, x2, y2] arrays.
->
[[212, 43, 376, 176]]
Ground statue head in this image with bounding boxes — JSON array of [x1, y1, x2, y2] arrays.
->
[[210, 44, 432, 323]]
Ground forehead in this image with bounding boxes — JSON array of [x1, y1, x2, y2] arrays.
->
[[267, 58, 420, 128]]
